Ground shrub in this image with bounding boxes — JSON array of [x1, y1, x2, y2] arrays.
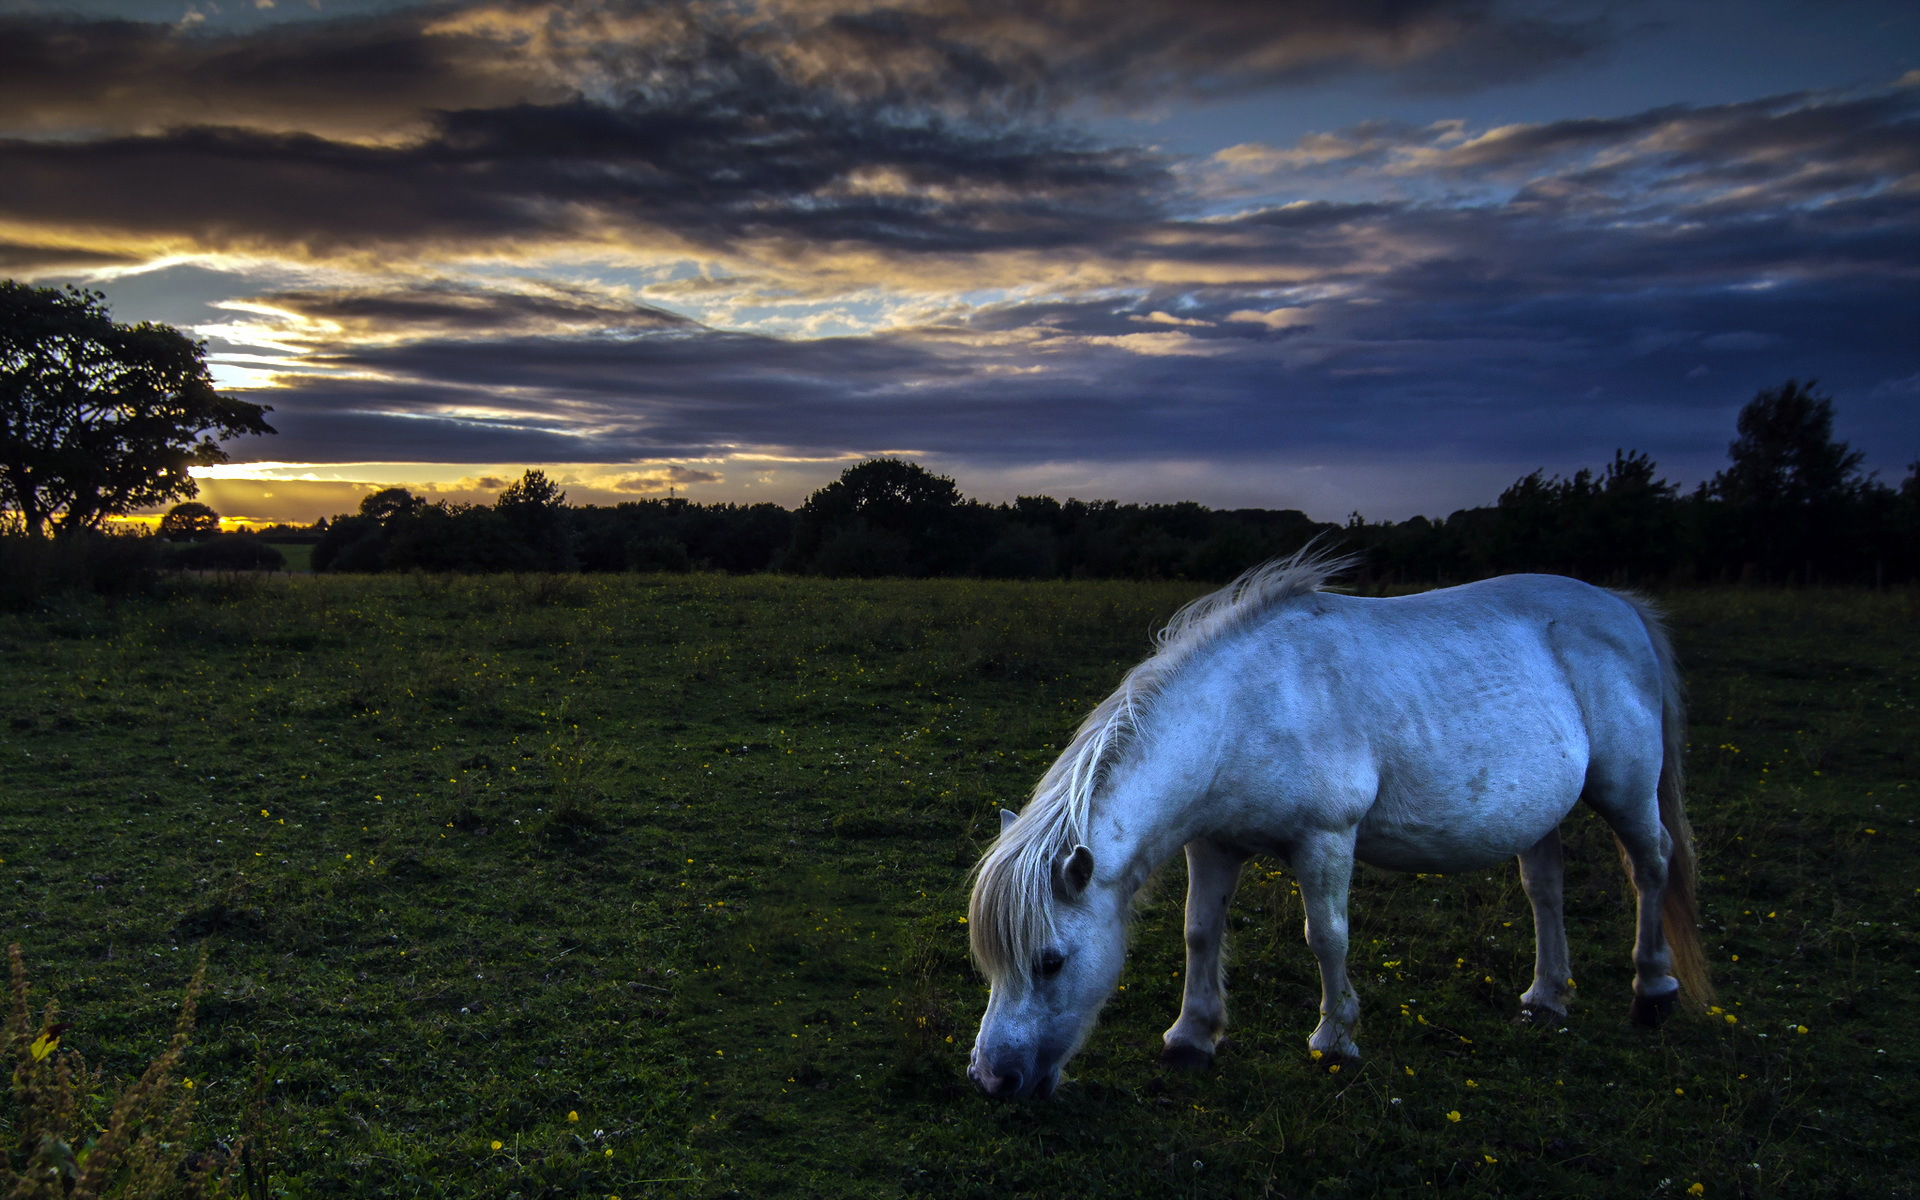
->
[[0, 533, 160, 608], [164, 535, 285, 572], [2, 944, 246, 1198]]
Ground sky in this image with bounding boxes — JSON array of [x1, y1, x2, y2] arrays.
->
[[3, 0, 1916, 524]]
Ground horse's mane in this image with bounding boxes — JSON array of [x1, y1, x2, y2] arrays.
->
[[967, 546, 1354, 991]]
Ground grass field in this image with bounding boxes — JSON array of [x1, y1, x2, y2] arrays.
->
[[1, 575, 1915, 1198], [263, 543, 315, 574]]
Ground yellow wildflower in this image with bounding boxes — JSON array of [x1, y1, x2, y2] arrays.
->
[[1446, 1111, 1462, 1122]]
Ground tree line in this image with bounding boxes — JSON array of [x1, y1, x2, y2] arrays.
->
[[291, 381, 1915, 586]]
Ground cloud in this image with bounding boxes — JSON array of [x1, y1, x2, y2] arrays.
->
[[1701, 331, 1781, 352], [0, 0, 1616, 151], [0, 96, 1169, 266], [1869, 371, 1920, 398], [1205, 87, 1920, 214], [0, 8, 565, 139], [1131, 310, 1212, 327], [608, 465, 724, 492], [0, 0, 1620, 273], [204, 279, 692, 348], [757, 0, 1613, 108], [1226, 306, 1315, 329], [0, 239, 142, 272], [8, 4, 1914, 513]]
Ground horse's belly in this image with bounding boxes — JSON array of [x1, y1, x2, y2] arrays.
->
[[1352, 766, 1581, 874], [1353, 828, 1526, 874]]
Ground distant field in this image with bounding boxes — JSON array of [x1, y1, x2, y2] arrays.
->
[[1, 576, 1914, 1198], [264, 542, 314, 573]]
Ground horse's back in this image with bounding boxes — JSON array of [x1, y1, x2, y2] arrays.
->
[[1220, 574, 1665, 871]]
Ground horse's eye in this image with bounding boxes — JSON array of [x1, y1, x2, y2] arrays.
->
[[1037, 951, 1066, 979]]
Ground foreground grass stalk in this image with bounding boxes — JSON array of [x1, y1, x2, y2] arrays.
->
[[4, 945, 239, 1199]]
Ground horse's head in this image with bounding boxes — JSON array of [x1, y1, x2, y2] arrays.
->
[[967, 810, 1128, 1099]]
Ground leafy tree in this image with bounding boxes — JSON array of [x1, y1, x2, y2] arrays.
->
[[157, 500, 221, 541], [804, 459, 960, 533], [359, 487, 424, 526], [1713, 380, 1865, 510], [1711, 380, 1868, 580], [786, 458, 975, 575], [497, 468, 567, 513], [495, 469, 574, 571], [0, 282, 273, 536]]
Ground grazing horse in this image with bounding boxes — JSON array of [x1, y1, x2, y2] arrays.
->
[[966, 553, 1710, 1100]]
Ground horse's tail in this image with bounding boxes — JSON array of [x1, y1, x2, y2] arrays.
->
[[1614, 591, 1714, 1007]]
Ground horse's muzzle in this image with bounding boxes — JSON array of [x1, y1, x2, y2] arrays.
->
[[968, 1051, 1056, 1099]]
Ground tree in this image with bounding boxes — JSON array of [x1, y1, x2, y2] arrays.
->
[[359, 487, 424, 526], [495, 469, 575, 571], [1712, 380, 1865, 510], [0, 282, 274, 536], [157, 500, 221, 541], [1710, 380, 1868, 580], [786, 458, 972, 575]]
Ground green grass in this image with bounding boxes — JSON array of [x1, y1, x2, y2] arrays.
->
[[1, 575, 1914, 1198], [262, 543, 314, 574]]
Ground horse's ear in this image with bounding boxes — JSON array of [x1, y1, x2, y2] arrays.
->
[[1000, 808, 1018, 834], [1055, 844, 1094, 899]]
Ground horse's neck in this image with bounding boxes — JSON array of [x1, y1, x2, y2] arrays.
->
[[1090, 717, 1220, 895]]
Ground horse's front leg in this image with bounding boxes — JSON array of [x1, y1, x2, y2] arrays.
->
[[1292, 829, 1361, 1061], [1517, 827, 1575, 1021], [1161, 839, 1248, 1070]]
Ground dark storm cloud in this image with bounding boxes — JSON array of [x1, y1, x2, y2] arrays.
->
[[7, 0, 1912, 494], [256, 280, 692, 338], [0, 97, 1168, 257], [1226, 87, 1920, 203], [256, 405, 626, 463], [774, 0, 1613, 109], [0, 240, 140, 272], [0, 8, 561, 137], [0, 0, 1623, 264], [246, 253, 1920, 473], [224, 74, 1920, 479], [0, 0, 1616, 140]]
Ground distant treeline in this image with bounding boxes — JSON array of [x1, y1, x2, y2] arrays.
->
[[294, 381, 1915, 586]]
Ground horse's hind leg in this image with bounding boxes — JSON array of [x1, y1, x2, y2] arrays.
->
[[1590, 786, 1680, 1025], [1291, 829, 1361, 1061], [1161, 839, 1248, 1070], [1516, 828, 1574, 1022]]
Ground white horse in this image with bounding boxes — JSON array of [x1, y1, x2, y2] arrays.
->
[[966, 553, 1711, 1099]]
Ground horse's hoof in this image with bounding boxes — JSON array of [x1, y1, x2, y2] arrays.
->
[[1629, 991, 1677, 1028], [1159, 1043, 1215, 1072], [1514, 1003, 1557, 1028]]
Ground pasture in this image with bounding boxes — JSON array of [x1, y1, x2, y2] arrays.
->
[[1, 575, 1914, 1198]]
